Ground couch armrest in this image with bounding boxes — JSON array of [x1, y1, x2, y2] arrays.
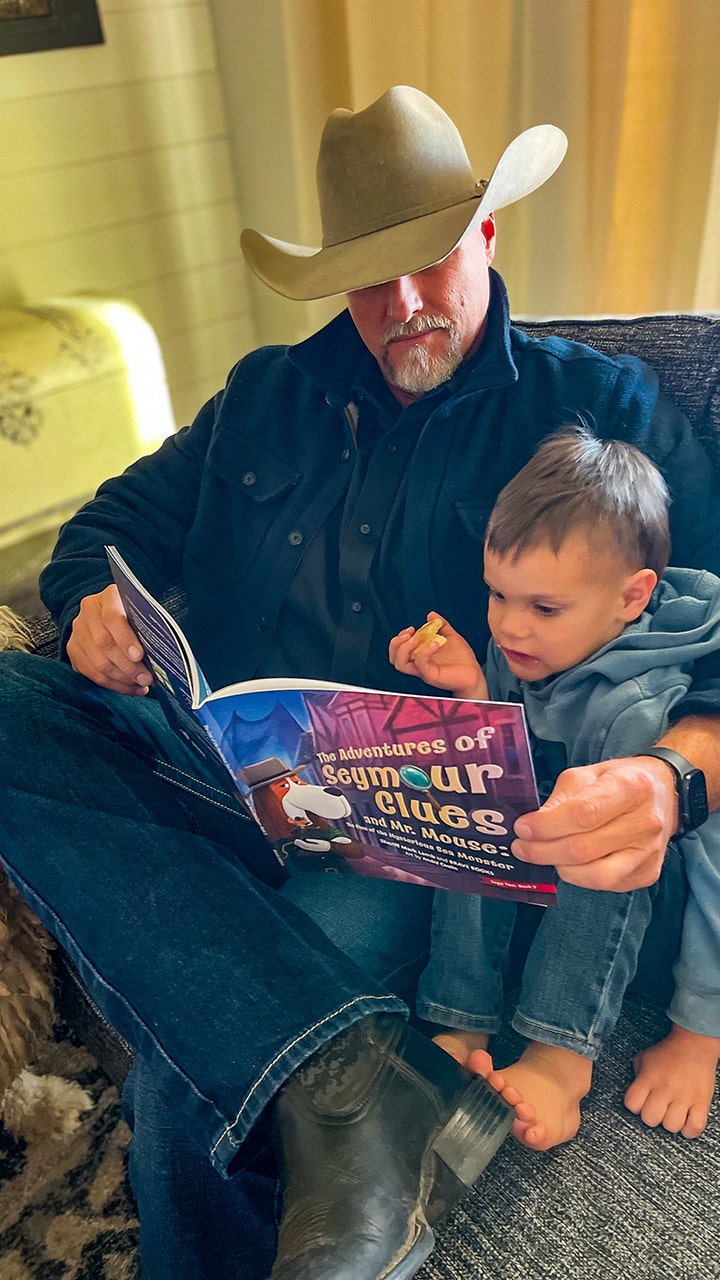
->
[[24, 610, 61, 658]]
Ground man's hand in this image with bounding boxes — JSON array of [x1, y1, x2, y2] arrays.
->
[[66, 584, 153, 696], [512, 756, 679, 892]]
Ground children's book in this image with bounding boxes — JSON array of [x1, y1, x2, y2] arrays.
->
[[106, 545, 556, 906]]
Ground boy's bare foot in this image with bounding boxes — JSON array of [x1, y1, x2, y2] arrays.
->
[[624, 1024, 720, 1138], [465, 1042, 593, 1151], [432, 1028, 489, 1065]]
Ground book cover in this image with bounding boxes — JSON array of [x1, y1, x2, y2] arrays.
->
[[107, 546, 555, 906]]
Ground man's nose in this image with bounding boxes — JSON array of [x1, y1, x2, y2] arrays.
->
[[384, 274, 423, 322]]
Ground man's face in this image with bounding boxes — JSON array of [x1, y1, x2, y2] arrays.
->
[[346, 219, 496, 405], [484, 532, 653, 683]]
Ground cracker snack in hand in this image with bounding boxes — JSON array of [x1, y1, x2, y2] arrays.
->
[[413, 617, 447, 651]]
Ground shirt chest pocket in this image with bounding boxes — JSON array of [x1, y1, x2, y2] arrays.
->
[[185, 432, 301, 583], [453, 498, 495, 545]]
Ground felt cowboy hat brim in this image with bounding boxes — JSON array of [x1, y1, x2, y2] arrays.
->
[[240, 86, 567, 301]]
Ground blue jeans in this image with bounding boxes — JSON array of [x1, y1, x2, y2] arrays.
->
[[0, 652, 412, 1280], [416, 883, 656, 1058], [0, 652, 686, 1277], [282, 859, 688, 1063]]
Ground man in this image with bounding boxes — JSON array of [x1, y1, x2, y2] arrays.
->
[[1, 86, 719, 1280]]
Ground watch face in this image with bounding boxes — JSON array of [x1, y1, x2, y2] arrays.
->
[[685, 769, 709, 830]]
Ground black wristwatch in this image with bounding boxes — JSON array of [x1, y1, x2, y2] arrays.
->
[[639, 747, 709, 835]]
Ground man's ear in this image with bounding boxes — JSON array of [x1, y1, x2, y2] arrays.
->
[[621, 568, 657, 622], [480, 215, 496, 264]]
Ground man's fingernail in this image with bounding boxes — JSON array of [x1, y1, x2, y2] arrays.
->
[[129, 645, 142, 660], [512, 842, 528, 861], [514, 822, 531, 839]]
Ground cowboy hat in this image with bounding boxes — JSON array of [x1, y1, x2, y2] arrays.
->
[[240, 85, 567, 301]]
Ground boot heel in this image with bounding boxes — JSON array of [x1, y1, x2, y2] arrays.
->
[[431, 1076, 514, 1186]]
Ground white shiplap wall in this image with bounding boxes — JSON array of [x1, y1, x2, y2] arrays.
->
[[0, 0, 257, 429]]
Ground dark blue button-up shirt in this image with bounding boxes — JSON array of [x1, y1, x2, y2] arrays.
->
[[42, 271, 720, 716]]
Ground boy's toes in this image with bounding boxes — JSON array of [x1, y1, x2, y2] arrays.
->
[[681, 1104, 708, 1139], [514, 1120, 552, 1151], [465, 1049, 539, 1139], [623, 1075, 648, 1116], [466, 1048, 495, 1078]]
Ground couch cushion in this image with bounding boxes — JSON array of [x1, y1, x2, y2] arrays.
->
[[516, 313, 720, 463]]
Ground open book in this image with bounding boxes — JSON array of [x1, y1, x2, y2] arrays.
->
[[107, 546, 555, 906]]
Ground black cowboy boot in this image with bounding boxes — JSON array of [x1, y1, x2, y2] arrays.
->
[[270, 1014, 513, 1280]]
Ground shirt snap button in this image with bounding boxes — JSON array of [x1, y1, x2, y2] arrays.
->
[[242, 471, 257, 486], [351, 601, 363, 613], [288, 530, 303, 546]]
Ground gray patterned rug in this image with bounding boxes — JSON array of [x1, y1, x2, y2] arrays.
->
[[0, 1028, 139, 1280], [0, 1000, 717, 1280]]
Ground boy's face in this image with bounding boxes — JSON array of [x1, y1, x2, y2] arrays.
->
[[484, 531, 656, 682]]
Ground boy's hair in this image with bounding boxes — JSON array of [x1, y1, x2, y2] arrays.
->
[[485, 427, 671, 577]]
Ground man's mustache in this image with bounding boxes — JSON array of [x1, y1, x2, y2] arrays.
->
[[383, 315, 455, 344]]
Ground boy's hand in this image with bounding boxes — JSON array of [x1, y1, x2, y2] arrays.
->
[[67, 584, 154, 696], [389, 612, 489, 700]]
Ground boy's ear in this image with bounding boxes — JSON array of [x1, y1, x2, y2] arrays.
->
[[621, 568, 657, 622]]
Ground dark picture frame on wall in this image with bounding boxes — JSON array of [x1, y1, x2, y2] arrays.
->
[[0, 0, 104, 57]]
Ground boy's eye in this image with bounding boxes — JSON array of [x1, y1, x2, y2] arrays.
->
[[535, 604, 561, 617], [488, 588, 504, 601]]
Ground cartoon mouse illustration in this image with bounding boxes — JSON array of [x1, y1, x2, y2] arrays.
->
[[237, 756, 359, 854]]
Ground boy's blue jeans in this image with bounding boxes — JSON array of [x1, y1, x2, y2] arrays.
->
[[282, 858, 684, 1061], [0, 652, 683, 1278], [416, 882, 656, 1058]]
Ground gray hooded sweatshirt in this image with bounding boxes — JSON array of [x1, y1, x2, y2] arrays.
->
[[485, 566, 720, 1036]]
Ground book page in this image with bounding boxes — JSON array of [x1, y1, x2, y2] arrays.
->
[[196, 683, 555, 906], [106, 545, 211, 713]]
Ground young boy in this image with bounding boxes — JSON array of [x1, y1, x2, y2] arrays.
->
[[390, 428, 720, 1150]]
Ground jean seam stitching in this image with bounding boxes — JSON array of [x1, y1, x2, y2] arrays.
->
[[583, 892, 638, 1046], [160, 776, 244, 818], [419, 998, 501, 1020], [518, 892, 645, 1052], [130, 748, 229, 794], [141, 761, 249, 819], [132, 748, 244, 807], [418, 1000, 501, 1031], [209, 993, 393, 1158], [510, 1012, 600, 1056]]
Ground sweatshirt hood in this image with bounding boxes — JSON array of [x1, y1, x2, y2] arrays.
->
[[487, 566, 720, 765]]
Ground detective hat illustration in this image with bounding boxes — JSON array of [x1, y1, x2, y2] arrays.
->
[[241, 85, 567, 301], [237, 757, 306, 791]]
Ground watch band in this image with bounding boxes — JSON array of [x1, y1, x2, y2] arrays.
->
[[640, 747, 709, 834]]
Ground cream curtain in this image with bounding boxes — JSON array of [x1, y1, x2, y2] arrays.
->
[[240, 0, 720, 338]]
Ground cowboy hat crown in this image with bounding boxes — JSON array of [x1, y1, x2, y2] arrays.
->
[[240, 86, 567, 301]]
